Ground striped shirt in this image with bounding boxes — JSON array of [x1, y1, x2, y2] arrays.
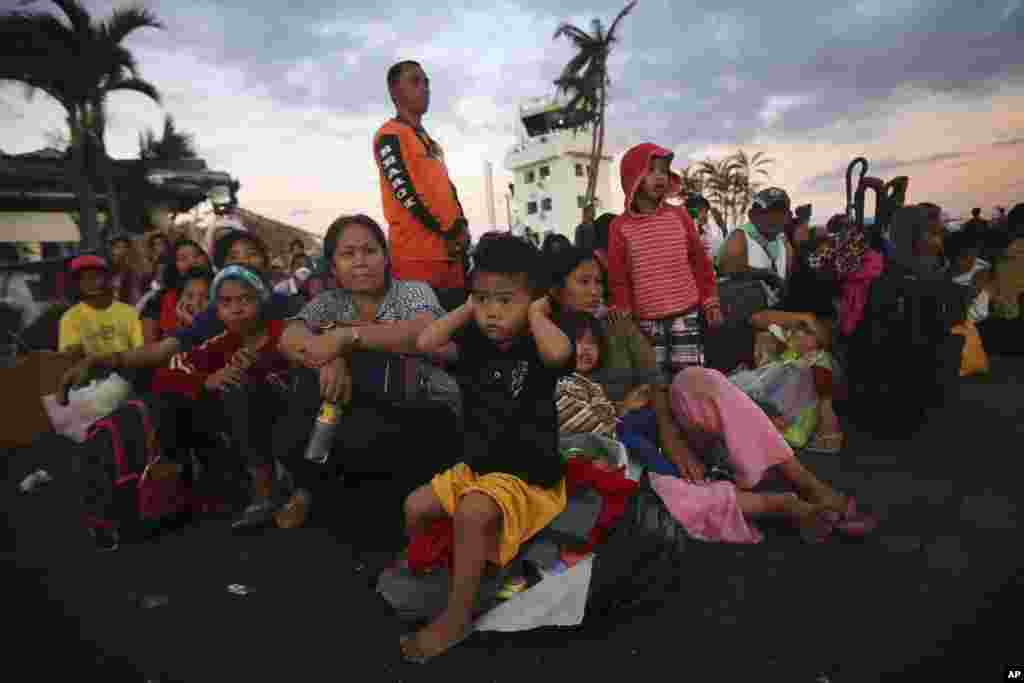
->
[[607, 205, 719, 320], [556, 373, 619, 437]]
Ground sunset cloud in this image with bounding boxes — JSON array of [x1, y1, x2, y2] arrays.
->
[[1, 0, 1021, 237]]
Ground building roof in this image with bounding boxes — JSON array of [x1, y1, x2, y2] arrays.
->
[[0, 149, 239, 234], [236, 207, 322, 257]]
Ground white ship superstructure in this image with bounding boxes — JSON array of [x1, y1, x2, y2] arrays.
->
[[503, 95, 615, 241]]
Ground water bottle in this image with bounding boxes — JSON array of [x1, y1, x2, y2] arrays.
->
[[303, 401, 340, 464]]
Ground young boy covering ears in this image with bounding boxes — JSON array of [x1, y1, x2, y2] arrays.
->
[[402, 234, 577, 663]]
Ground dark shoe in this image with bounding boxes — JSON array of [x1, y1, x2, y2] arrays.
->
[[231, 499, 278, 532], [90, 527, 120, 552]]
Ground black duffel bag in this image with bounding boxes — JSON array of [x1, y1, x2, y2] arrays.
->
[[585, 474, 693, 619], [715, 271, 775, 325], [704, 272, 776, 374]]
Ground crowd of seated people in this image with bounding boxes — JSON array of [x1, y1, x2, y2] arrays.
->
[[7, 152, 1017, 662]]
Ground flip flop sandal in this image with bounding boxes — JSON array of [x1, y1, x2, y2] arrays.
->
[[834, 497, 879, 537], [805, 432, 844, 455], [399, 628, 474, 665]]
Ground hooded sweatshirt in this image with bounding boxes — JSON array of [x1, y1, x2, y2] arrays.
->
[[606, 143, 719, 319]]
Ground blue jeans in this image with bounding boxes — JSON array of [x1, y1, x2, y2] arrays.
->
[[616, 407, 680, 477]]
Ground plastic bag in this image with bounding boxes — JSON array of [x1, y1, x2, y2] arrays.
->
[[42, 373, 132, 442], [70, 373, 133, 420], [558, 433, 642, 481]]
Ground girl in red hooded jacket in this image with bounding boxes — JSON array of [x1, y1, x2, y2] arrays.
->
[[606, 143, 722, 375]]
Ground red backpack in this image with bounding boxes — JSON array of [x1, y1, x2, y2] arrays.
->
[[80, 399, 191, 536]]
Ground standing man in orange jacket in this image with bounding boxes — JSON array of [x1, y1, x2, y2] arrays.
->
[[374, 60, 469, 311]]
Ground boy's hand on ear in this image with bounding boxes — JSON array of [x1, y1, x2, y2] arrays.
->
[[455, 296, 476, 322], [529, 295, 553, 318], [176, 297, 197, 327]]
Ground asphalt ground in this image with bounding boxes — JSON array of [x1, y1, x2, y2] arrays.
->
[[4, 356, 1022, 682]]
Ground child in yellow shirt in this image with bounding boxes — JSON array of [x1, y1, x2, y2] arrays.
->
[[59, 255, 144, 361]]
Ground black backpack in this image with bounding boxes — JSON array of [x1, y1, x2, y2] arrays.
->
[[841, 269, 968, 436]]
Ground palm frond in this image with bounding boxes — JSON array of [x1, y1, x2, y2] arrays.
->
[[101, 6, 163, 45], [552, 22, 598, 48], [102, 75, 161, 105], [606, 1, 638, 41], [49, 0, 92, 34], [109, 44, 140, 75], [140, 114, 197, 160], [556, 50, 594, 83]]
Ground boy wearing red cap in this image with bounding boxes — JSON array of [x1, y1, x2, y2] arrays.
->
[[606, 143, 722, 375], [59, 255, 144, 361]]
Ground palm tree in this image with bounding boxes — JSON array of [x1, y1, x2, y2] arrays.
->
[[730, 150, 774, 221], [698, 156, 742, 228], [139, 114, 198, 233], [139, 114, 197, 161], [1, 0, 164, 250], [553, 0, 637, 224], [677, 165, 704, 196]]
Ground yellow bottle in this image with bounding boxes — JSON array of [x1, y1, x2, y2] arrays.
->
[[304, 401, 342, 464]]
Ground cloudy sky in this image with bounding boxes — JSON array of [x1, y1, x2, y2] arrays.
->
[[2, 0, 1022, 237]]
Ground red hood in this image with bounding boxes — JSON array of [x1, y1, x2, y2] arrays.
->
[[619, 143, 682, 214]]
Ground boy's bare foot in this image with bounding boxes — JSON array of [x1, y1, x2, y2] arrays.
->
[[399, 613, 474, 664], [787, 497, 838, 544]]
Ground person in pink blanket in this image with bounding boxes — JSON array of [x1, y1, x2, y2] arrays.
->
[[549, 245, 877, 544]]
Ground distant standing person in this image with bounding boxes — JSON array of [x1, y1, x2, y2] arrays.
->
[[107, 234, 146, 306], [374, 60, 469, 312]]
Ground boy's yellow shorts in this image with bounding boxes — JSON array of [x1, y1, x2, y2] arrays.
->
[[431, 463, 567, 566]]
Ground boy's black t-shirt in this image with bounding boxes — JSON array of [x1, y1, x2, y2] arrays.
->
[[451, 321, 574, 489]]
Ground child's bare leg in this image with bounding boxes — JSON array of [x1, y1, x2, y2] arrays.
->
[[735, 490, 794, 517], [817, 398, 841, 435], [773, 458, 847, 513], [401, 492, 501, 662], [736, 490, 835, 540], [403, 483, 448, 539]]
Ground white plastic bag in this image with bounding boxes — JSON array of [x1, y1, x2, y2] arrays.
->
[[70, 373, 133, 420], [474, 556, 594, 632], [42, 373, 132, 442]]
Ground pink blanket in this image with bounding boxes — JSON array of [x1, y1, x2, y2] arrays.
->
[[649, 474, 763, 544]]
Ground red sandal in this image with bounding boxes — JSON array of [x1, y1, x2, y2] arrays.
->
[[835, 498, 879, 537]]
